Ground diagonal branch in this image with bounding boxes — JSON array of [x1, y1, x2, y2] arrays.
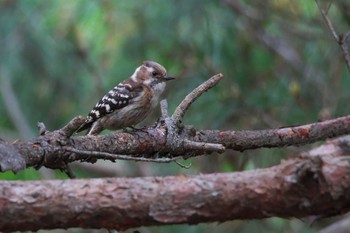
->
[[172, 73, 223, 125], [316, 0, 350, 72], [316, 0, 339, 41]]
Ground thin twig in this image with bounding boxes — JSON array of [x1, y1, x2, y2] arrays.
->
[[325, 0, 335, 14], [175, 160, 192, 169], [62, 164, 76, 179], [160, 99, 169, 119], [316, 0, 350, 71], [59, 116, 86, 137], [37, 122, 48, 136], [65, 147, 184, 164], [172, 73, 224, 125], [316, 0, 338, 41], [339, 33, 350, 72]]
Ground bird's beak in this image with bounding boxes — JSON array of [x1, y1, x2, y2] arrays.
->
[[165, 75, 175, 81]]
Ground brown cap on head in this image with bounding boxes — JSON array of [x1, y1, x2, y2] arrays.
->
[[143, 60, 175, 80]]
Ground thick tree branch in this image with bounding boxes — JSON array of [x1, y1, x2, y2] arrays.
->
[[196, 115, 350, 151], [1, 144, 350, 231], [0, 111, 348, 174], [1, 73, 350, 173]]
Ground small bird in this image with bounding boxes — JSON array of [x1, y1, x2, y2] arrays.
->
[[77, 61, 174, 135]]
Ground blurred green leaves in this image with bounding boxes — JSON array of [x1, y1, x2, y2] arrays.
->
[[1, 1, 349, 232], [0, 0, 349, 174]]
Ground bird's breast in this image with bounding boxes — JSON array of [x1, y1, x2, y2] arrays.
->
[[150, 82, 166, 109]]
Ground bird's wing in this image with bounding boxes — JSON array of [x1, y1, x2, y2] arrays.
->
[[76, 81, 143, 132]]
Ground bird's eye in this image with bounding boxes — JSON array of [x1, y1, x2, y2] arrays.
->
[[152, 71, 158, 76]]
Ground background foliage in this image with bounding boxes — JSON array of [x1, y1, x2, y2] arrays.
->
[[0, 0, 349, 232]]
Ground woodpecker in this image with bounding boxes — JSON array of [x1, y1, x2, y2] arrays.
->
[[77, 61, 174, 135]]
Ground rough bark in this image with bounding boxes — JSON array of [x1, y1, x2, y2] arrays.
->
[[1, 142, 350, 231], [1, 114, 350, 174], [2, 74, 350, 231]]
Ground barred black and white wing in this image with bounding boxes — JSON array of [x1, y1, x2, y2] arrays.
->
[[76, 81, 142, 133]]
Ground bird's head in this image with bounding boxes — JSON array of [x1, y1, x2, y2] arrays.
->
[[131, 61, 175, 87]]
